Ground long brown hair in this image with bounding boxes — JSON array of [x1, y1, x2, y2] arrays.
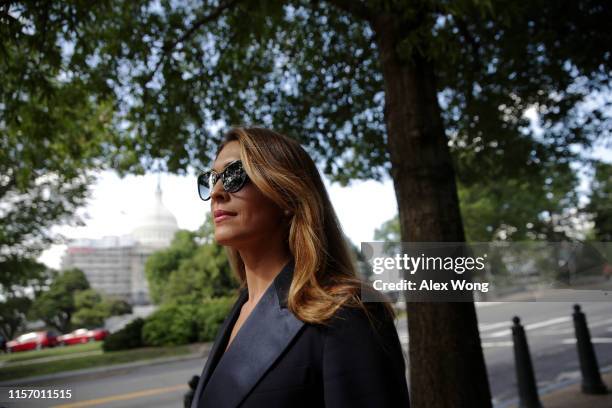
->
[[216, 126, 395, 326]]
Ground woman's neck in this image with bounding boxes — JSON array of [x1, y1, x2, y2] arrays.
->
[[239, 244, 292, 308]]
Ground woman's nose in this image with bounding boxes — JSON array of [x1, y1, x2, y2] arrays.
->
[[210, 177, 227, 201]]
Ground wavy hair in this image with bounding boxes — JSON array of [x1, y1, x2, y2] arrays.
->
[[215, 126, 395, 326]]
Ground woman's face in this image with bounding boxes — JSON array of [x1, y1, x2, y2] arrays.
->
[[210, 141, 285, 248]]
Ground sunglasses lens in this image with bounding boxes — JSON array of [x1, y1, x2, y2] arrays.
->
[[197, 172, 212, 200], [223, 161, 247, 193]]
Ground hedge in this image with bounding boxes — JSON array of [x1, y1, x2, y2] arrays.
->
[[102, 318, 145, 351], [103, 296, 236, 350]]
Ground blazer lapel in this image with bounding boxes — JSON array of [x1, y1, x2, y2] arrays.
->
[[195, 259, 305, 408], [191, 286, 248, 408]]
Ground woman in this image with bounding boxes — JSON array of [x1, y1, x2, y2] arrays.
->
[[190, 127, 410, 408]]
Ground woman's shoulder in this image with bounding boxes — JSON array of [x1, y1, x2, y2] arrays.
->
[[322, 301, 398, 347], [329, 301, 393, 326], [319, 301, 407, 388]]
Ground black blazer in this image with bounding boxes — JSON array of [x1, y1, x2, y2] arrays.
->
[[191, 259, 410, 408]]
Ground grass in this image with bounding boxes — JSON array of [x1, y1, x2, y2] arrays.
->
[[0, 342, 101, 364], [0, 343, 196, 382]]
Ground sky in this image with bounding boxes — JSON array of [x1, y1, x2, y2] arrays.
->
[[38, 169, 399, 269]]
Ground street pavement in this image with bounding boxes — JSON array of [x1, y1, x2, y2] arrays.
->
[[3, 357, 203, 407], [5, 301, 611, 407], [396, 301, 612, 407]]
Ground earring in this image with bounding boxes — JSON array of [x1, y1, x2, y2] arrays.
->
[[284, 210, 291, 216]]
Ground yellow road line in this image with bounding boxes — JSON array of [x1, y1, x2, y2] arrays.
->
[[51, 384, 189, 407]]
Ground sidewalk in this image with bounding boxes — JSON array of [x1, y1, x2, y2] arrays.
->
[[509, 371, 612, 408]]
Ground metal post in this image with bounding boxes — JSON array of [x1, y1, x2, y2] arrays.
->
[[572, 304, 608, 394], [512, 316, 543, 408], [184, 375, 200, 408]]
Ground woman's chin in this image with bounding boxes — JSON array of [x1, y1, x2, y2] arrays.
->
[[214, 232, 238, 247]]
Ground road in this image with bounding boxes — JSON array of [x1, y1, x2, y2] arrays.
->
[[396, 301, 612, 407], [7, 302, 611, 408], [478, 301, 612, 406]]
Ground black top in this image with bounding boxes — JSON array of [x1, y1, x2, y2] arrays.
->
[[191, 259, 411, 408]]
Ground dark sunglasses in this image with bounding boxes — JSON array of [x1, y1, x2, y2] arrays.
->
[[197, 160, 249, 201]]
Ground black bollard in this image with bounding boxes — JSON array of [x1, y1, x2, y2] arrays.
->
[[572, 304, 608, 394], [512, 316, 543, 408], [184, 375, 200, 408]]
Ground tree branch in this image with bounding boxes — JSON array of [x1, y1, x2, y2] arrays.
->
[[323, 0, 375, 23], [145, 0, 242, 85], [163, 0, 242, 55]]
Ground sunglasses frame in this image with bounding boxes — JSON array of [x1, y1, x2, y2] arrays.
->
[[197, 160, 249, 201]]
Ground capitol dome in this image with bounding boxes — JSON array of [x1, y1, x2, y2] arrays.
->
[[131, 182, 179, 247]]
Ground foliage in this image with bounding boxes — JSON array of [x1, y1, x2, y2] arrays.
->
[[2, 1, 605, 184], [104, 298, 133, 316], [102, 318, 145, 352], [375, 164, 582, 243], [0, 296, 32, 341], [141, 296, 235, 346], [586, 161, 612, 242], [24, 267, 127, 333], [71, 290, 131, 328], [0, 260, 51, 340], [142, 304, 198, 347], [458, 160, 581, 242], [145, 215, 238, 305], [144, 230, 200, 304], [196, 296, 235, 342], [72, 289, 105, 328], [374, 217, 401, 241], [28, 268, 90, 333], [1, 0, 120, 287]]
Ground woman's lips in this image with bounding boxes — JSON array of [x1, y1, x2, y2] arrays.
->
[[214, 214, 235, 223], [213, 209, 236, 224]]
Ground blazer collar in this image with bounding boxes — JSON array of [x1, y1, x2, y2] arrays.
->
[[192, 258, 304, 408]]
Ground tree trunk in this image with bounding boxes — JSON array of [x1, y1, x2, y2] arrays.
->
[[372, 14, 492, 408]]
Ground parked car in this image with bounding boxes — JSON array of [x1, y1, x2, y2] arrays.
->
[[57, 328, 109, 346], [6, 331, 58, 353], [603, 263, 612, 280]]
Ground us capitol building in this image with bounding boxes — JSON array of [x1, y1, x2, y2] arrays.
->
[[60, 183, 179, 305]]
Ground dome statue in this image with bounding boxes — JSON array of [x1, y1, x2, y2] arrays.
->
[[131, 180, 179, 247]]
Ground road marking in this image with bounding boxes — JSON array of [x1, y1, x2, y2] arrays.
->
[[482, 341, 514, 348], [479, 321, 513, 332], [541, 317, 612, 335], [561, 337, 612, 344], [50, 384, 188, 407], [475, 302, 505, 308], [483, 316, 571, 338]]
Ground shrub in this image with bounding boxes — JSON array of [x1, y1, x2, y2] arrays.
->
[[142, 304, 198, 346], [196, 296, 235, 342], [104, 295, 236, 350], [102, 318, 145, 351]]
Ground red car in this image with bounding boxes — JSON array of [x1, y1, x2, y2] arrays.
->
[[7, 331, 58, 353], [57, 328, 109, 346], [604, 263, 612, 280]]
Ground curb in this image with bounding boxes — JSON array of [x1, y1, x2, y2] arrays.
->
[[0, 343, 212, 387], [494, 364, 612, 408]]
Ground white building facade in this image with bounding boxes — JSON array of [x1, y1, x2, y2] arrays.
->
[[61, 184, 179, 305]]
